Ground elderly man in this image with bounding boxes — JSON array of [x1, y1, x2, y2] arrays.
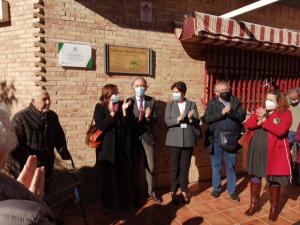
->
[[129, 77, 161, 205], [9, 89, 71, 180], [288, 88, 300, 147], [288, 88, 300, 184], [0, 102, 55, 225], [204, 81, 246, 201]]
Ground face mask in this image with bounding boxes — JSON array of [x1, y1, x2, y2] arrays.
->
[[172, 92, 181, 101], [111, 94, 119, 104], [290, 99, 299, 107], [135, 87, 145, 97], [219, 92, 231, 102], [265, 100, 277, 111]]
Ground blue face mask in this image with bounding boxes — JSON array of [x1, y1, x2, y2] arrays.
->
[[135, 87, 145, 97], [111, 94, 119, 103], [172, 92, 181, 101]]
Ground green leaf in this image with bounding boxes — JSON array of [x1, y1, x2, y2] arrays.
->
[[86, 58, 93, 69], [58, 42, 64, 53]]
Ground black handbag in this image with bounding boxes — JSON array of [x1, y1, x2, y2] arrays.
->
[[219, 130, 240, 153], [193, 126, 202, 139]]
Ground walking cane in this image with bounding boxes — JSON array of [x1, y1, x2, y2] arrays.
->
[[70, 157, 89, 225]]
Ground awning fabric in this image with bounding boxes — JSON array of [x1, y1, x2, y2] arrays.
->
[[179, 12, 300, 56]]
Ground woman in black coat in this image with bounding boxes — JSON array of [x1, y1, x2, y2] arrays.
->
[[94, 84, 132, 212]]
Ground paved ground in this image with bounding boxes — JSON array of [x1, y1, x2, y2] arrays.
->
[[62, 176, 300, 225]]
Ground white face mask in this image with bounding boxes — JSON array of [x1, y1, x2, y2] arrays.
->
[[265, 100, 276, 111]]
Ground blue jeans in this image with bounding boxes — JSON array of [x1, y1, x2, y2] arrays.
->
[[289, 131, 300, 148], [211, 142, 237, 194]]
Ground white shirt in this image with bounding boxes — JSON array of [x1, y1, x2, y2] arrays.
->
[[136, 96, 145, 111], [177, 101, 186, 114]]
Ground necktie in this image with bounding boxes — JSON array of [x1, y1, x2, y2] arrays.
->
[[138, 98, 144, 121], [139, 98, 144, 111]]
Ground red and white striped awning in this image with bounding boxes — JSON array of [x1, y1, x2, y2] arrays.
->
[[178, 12, 300, 56]]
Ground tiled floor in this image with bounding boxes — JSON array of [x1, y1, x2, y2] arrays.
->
[[62, 176, 300, 225]]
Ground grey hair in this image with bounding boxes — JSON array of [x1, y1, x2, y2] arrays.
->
[[288, 87, 300, 95], [131, 77, 148, 88], [213, 81, 230, 91], [30, 89, 48, 101], [0, 103, 18, 155]]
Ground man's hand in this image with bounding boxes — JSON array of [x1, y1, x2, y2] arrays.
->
[[17, 155, 45, 200], [145, 107, 152, 119], [222, 105, 231, 115]]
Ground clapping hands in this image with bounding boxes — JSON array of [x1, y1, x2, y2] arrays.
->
[[222, 104, 231, 115], [17, 155, 45, 200], [145, 107, 152, 119], [256, 107, 267, 125], [188, 110, 194, 120], [177, 112, 185, 123]]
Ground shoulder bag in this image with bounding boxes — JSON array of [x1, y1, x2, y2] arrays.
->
[[85, 117, 102, 149]]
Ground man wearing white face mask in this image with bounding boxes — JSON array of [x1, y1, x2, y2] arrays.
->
[[129, 78, 160, 205]]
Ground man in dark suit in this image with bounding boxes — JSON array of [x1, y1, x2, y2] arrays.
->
[[130, 78, 161, 204]]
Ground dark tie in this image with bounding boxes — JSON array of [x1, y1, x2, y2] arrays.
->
[[138, 98, 144, 121]]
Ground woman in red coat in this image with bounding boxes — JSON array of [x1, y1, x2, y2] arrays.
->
[[244, 89, 292, 221]]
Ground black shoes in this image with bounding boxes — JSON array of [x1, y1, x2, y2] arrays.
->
[[230, 192, 240, 202], [211, 190, 221, 198], [149, 193, 162, 203]]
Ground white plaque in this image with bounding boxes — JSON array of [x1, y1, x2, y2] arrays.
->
[[0, 0, 9, 23], [58, 42, 92, 68], [0, 1, 3, 20]]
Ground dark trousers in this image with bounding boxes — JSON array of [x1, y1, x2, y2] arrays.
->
[[169, 146, 193, 193], [101, 158, 130, 209]]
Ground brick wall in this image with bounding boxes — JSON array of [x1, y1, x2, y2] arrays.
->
[[1, 0, 300, 196], [0, 0, 43, 113], [35, 0, 300, 190]]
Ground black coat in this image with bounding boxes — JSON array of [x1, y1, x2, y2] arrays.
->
[[94, 103, 132, 165], [128, 95, 158, 147], [9, 104, 69, 178], [204, 96, 246, 145]]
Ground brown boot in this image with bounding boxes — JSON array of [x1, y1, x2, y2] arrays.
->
[[245, 181, 262, 216], [268, 185, 281, 221]]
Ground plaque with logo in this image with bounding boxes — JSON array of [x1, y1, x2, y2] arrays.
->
[[105, 44, 153, 75], [58, 42, 93, 68]]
